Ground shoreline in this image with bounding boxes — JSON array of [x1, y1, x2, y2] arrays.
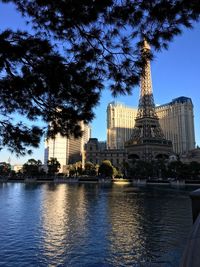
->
[[1, 178, 200, 187]]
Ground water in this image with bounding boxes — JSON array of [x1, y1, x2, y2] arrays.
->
[[0, 183, 195, 267]]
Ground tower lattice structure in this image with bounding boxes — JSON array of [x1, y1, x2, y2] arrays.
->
[[125, 40, 172, 161]]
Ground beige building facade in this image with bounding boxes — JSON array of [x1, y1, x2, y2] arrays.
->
[[85, 138, 127, 168], [156, 97, 195, 154], [44, 123, 91, 172], [107, 102, 137, 149], [13, 165, 23, 173], [181, 148, 200, 164], [44, 134, 68, 171], [107, 97, 195, 155]]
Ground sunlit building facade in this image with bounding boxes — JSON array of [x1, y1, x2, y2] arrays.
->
[[44, 123, 91, 172], [107, 97, 195, 155], [156, 97, 195, 154], [107, 102, 137, 149]]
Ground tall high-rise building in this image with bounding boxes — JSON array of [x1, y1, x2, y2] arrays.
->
[[107, 102, 137, 149], [107, 97, 195, 155], [44, 134, 69, 169], [44, 123, 91, 172], [156, 97, 195, 154]]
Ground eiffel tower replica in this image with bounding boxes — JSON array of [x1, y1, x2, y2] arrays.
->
[[125, 40, 173, 161]]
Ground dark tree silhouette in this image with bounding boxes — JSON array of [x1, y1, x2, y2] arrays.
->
[[23, 158, 42, 176], [0, 161, 11, 175], [47, 157, 61, 175], [99, 160, 115, 178], [1, 0, 200, 154]]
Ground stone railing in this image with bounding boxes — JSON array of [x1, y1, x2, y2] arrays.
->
[[180, 189, 200, 267]]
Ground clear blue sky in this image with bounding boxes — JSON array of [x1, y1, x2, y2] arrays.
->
[[0, 3, 200, 165]]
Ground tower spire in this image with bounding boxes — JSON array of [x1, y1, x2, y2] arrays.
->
[[125, 40, 173, 161], [137, 40, 157, 119]]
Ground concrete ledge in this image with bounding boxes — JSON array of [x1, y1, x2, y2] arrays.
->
[[190, 189, 200, 222], [180, 213, 200, 267], [190, 188, 200, 196]]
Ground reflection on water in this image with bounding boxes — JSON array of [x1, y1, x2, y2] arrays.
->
[[107, 186, 192, 266], [40, 184, 89, 266], [0, 183, 193, 266], [40, 184, 69, 266]]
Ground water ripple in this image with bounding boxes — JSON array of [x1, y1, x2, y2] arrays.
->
[[0, 183, 193, 266]]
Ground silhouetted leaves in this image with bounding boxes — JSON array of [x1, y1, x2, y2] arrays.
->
[[1, 1, 200, 154], [23, 158, 42, 176], [47, 157, 60, 175]]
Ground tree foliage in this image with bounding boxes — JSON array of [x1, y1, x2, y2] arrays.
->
[[99, 160, 115, 178], [47, 157, 61, 175], [23, 158, 42, 176], [0, 161, 11, 175], [84, 161, 97, 176], [125, 159, 200, 179], [67, 161, 83, 177], [1, 0, 200, 154]]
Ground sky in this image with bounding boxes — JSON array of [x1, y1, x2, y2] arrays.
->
[[0, 2, 200, 165]]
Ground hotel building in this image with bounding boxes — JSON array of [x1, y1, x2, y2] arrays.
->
[[107, 102, 137, 149], [44, 122, 91, 172], [107, 97, 195, 155], [156, 97, 195, 154]]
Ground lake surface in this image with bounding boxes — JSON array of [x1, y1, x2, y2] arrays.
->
[[0, 183, 195, 267]]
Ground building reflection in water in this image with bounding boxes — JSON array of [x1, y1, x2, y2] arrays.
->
[[106, 185, 143, 265], [39, 184, 88, 266], [0, 183, 193, 266], [107, 185, 192, 266]]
